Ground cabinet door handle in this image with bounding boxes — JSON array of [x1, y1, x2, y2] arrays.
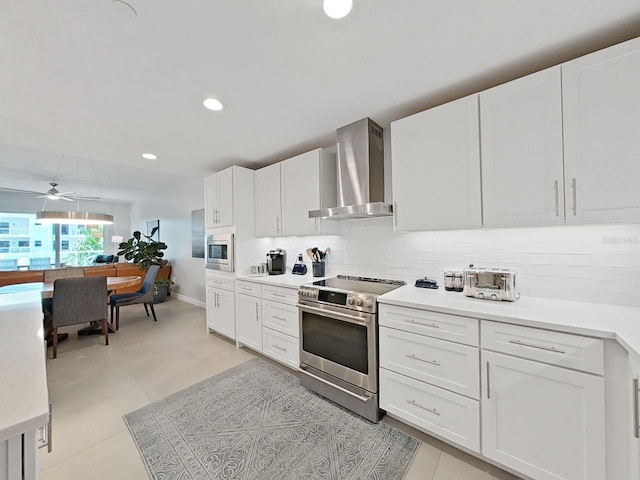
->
[[486, 361, 491, 400], [404, 319, 440, 329], [508, 339, 566, 354], [406, 399, 440, 416], [393, 201, 398, 227], [634, 378, 640, 439], [553, 180, 559, 217], [315, 218, 319, 231], [406, 354, 441, 367], [571, 177, 577, 216], [255, 303, 260, 320], [272, 344, 287, 352], [215, 292, 219, 308], [276, 216, 281, 234]]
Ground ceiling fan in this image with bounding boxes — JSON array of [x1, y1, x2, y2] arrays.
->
[[0, 182, 102, 202]]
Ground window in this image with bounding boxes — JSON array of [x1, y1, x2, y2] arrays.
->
[[0, 212, 105, 267]]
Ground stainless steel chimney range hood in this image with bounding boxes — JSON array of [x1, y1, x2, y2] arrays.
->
[[309, 118, 393, 220]]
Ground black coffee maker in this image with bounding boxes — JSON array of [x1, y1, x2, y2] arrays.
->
[[266, 249, 286, 275]]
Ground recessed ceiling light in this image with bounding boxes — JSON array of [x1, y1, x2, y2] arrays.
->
[[142, 153, 158, 160], [203, 98, 224, 111], [111, 0, 137, 19], [323, 0, 353, 19]]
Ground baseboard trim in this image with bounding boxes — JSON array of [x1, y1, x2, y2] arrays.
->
[[172, 293, 205, 308]]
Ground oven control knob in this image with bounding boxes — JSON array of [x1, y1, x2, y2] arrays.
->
[[347, 297, 354, 305], [355, 298, 363, 307], [363, 299, 373, 308]]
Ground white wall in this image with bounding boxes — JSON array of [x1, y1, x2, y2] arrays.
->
[[252, 218, 640, 307], [129, 176, 205, 307]]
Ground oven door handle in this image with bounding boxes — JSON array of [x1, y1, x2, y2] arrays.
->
[[298, 366, 373, 403], [297, 304, 372, 324]]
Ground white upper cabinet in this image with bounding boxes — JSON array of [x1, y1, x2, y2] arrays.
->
[[254, 163, 282, 237], [480, 66, 565, 227], [281, 149, 336, 236], [204, 166, 253, 229], [255, 149, 336, 237], [391, 94, 482, 231], [562, 36, 640, 224]]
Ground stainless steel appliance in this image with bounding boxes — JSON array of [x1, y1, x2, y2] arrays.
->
[[298, 275, 405, 422], [266, 248, 286, 275], [308, 118, 393, 220], [206, 233, 234, 272], [463, 266, 518, 301]]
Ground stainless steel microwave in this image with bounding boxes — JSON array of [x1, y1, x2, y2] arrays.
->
[[206, 233, 234, 272]]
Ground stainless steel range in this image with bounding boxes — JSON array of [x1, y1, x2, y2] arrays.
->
[[298, 275, 405, 422]]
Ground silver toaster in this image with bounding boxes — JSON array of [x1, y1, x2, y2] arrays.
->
[[462, 267, 518, 301]]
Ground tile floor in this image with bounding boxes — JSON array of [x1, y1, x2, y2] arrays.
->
[[40, 297, 521, 480]]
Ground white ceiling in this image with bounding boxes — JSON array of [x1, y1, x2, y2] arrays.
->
[[1, 0, 640, 202]]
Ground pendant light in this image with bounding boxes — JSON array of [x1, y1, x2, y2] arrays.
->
[[35, 157, 114, 225]]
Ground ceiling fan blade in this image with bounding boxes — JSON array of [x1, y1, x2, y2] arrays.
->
[[56, 191, 75, 196], [58, 196, 76, 202], [0, 187, 44, 195]]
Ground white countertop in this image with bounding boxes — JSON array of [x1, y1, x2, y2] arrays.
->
[[379, 285, 640, 361], [0, 291, 49, 441], [233, 272, 324, 288]]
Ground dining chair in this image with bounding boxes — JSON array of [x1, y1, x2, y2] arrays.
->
[[109, 264, 161, 330], [43, 267, 86, 339], [50, 275, 109, 359]]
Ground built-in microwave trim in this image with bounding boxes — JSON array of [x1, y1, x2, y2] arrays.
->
[[206, 233, 234, 272]]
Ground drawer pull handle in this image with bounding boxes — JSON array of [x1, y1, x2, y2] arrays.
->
[[240, 286, 253, 291], [404, 319, 440, 329], [270, 293, 286, 298], [407, 354, 440, 367], [272, 344, 287, 352], [406, 399, 440, 416], [272, 315, 286, 321], [508, 339, 566, 354], [634, 378, 640, 439]]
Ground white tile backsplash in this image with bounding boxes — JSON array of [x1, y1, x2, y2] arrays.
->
[[250, 218, 640, 307]]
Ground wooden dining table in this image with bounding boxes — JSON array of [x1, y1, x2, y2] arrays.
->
[[0, 275, 142, 335]]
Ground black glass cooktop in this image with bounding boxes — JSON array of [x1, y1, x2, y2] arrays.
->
[[311, 275, 405, 296]]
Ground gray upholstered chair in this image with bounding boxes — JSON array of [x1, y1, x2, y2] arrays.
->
[[50, 275, 109, 358], [43, 267, 86, 341], [109, 264, 161, 330]]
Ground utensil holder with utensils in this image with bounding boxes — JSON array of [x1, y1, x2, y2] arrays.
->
[[312, 262, 325, 277]]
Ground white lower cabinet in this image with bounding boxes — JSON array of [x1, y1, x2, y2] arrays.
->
[[380, 368, 480, 452], [260, 285, 299, 368], [206, 275, 235, 340], [481, 351, 606, 480], [262, 327, 299, 370], [379, 305, 481, 453], [235, 294, 262, 352]]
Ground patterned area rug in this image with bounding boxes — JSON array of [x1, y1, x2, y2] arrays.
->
[[124, 357, 419, 479]]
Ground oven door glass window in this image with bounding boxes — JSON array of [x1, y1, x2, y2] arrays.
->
[[302, 311, 368, 374]]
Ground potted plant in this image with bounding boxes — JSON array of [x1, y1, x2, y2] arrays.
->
[[154, 278, 175, 303], [117, 228, 168, 271]]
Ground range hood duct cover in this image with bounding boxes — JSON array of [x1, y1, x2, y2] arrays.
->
[[309, 118, 393, 220]]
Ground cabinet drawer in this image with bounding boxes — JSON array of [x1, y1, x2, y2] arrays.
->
[[206, 275, 235, 292], [235, 280, 262, 297], [262, 300, 299, 338], [380, 368, 480, 453], [481, 321, 604, 375], [262, 284, 298, 305], [379, 304, 479, 346], [380, 326, 479, 399], [262, 327, 299, 370]]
